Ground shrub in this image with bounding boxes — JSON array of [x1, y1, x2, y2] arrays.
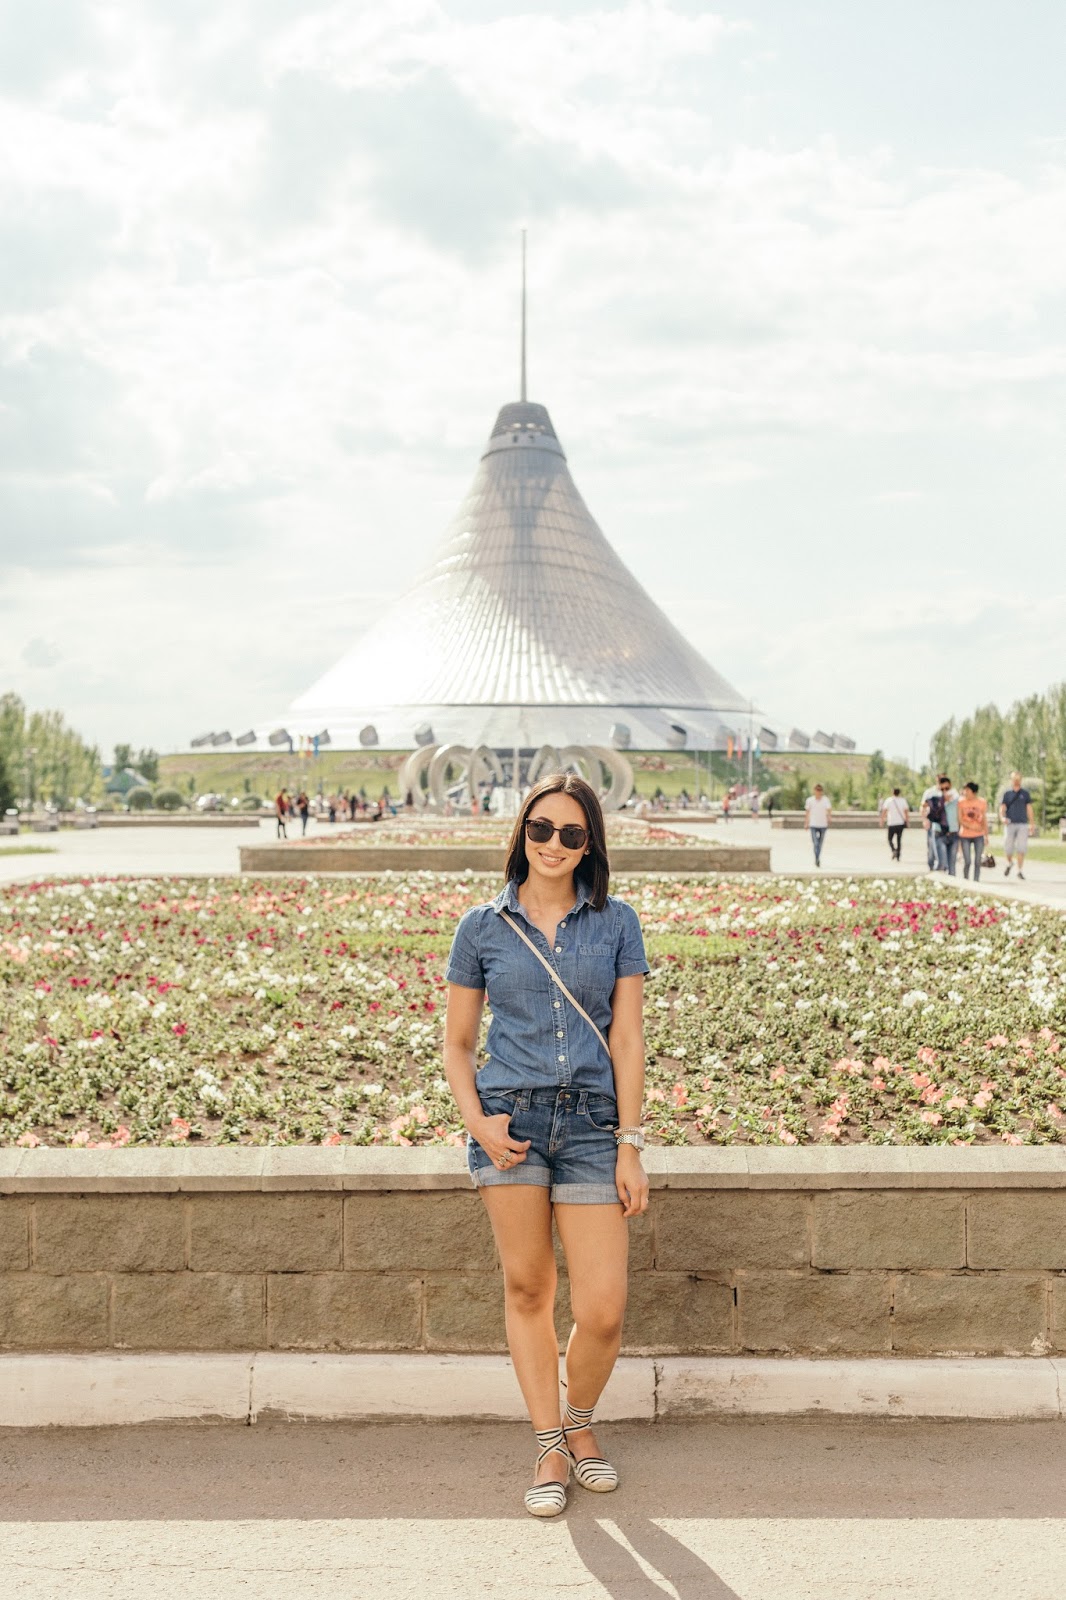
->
[[154, 788, 184, 812], [127, 788, 154, 811], [238, 794, 263, 811]]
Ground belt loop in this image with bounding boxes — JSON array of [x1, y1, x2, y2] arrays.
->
[[578, 1090, 588, 1112]]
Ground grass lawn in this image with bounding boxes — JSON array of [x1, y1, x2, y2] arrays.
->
[[3, 873, 1063, 1150], [0, 845, 58, 856]]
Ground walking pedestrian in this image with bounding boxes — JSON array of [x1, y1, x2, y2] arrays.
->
[[958, 782, 988, 881], [750, 791, 760, 820], [925, 775, 960, 874], [1000, 771, 1034, 880], [804, 783, 831, 867], [297, 791, 310, 835], [919, 777, 941, 870], [766, 793, 775, 822], [444, 773, 649, 1519], [274, 790, 288, 839], [879, 787, 910, 861], [722, 793, 731, 824]]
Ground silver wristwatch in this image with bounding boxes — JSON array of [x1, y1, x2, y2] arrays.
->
[[616, 1129, 645, 1152]]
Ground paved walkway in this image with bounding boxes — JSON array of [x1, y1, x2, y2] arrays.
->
[[1, 815, 1063, 911], [4, 1417, 1066, 1598]]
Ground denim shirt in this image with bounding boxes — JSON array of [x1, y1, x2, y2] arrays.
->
[[445, 878, 650, 1096]]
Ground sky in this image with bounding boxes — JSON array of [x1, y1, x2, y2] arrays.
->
[[2, 0, 1065, 766]]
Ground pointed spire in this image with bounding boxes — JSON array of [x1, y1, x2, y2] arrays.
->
[[520, 228, 527, 403]]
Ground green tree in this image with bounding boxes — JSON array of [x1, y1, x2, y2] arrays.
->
[[0, 748, 14, 813], [113, 743, 133, 772], [1045, 753, 1066, 828], [136, 748, 160, 784]]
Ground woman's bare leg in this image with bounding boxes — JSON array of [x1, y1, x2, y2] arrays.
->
[[554, 1203, 628, 1461], [480, 1186, 562, 1483]]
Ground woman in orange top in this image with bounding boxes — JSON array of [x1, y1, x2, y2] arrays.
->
[[958, 782, 988, 881]]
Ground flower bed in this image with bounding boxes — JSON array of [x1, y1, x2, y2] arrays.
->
[[300, 819, 713, 848], [1, 874, 1063, 1149]]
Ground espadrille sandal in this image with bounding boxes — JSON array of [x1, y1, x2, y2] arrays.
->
[[524, 1426, 570, 1518], [563, 1402, 618, 1493]]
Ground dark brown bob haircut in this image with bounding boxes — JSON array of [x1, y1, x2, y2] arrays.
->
[[503, 771, 610, 911]]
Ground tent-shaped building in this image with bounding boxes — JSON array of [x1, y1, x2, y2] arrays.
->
[[285, 394, 756, 785]]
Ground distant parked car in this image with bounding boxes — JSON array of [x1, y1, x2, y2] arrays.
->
[[194, 793, 224, 812]]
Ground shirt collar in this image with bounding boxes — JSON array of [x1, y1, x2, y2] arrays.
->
[[492, 877, 593, 918]]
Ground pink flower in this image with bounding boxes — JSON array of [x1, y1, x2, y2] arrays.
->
[[770, 1066, 786, 1082], [916, 1047, 938, 1067], [972, 1090, 993, 1109], [920, 1084, 944, 1105], [1047, 1104, 1062, 1119], [910, 1072, 931, 1090], [172, 1023, 187, 1037], [919, 1110, 943, 1126], [1000, 1132, 1023, 1146], [445, 1131, 465, 1147], [985, 1034, 1010, 1049], [779, 1128, 798, 1145], [169, 1116, 191, 1141], [946, 1095, 968, 1111], [820, 1119, 842, 1140], [109, 1126, 131, 1147], [321, 1132, 342, 1146], [645, 1088, 666, 1104], [871, 1077, 886, 1091], [16, 1132, 40, 1147], [70, 1130, 92, 1146], [872, 1055, 894, 1073], [671, 1083, 688, 1107]]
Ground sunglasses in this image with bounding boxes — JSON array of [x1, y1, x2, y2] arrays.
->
[[524, 817, 589, 851]]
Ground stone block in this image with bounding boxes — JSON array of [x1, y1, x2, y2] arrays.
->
[[812, 1192, 965, 1270], [738, 1271, 892, 1353], [34, 1196, 184, 1273], [968, 1194, 1066, 1268], [0, 1273, 109, 1348], [188, 1195, 342, 1272], [622, 1272, 734, 1354], [424, 1274, 507, 1352], [0, 1200, 29, 1269], [892, 1273, 1047, 1355], [344, 1193, 496, 1271], [268, 1273, 422, 1351], [655, 1192, 809, 1271], [1049, 1280, 1066, 1351], [113, 1273, 265, 1350]]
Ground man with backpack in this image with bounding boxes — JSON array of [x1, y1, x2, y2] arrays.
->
[[922, 775, 959, 875]]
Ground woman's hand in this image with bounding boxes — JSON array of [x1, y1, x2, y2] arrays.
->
[[472, 1113, 531, 1171], [616, 1144, 649, 1217]]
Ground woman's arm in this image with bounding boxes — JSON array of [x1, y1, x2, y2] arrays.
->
[[443, 983, 531, 1167], [608, 973, 648, 1217]]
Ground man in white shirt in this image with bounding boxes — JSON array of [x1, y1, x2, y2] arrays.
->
[[804, 784, 832, 867], [879, 788, 910, 861]]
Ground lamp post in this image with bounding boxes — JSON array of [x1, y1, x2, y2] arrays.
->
[[1040, 747, 1047, 831]]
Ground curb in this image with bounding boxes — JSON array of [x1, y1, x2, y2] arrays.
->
[[3, 1354, 1064, 1428]]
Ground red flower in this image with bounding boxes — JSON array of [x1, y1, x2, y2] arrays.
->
[[172, 1023, 188, 1036]]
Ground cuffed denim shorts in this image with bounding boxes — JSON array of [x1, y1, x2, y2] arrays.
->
[[468, 1086, 620, 1205]]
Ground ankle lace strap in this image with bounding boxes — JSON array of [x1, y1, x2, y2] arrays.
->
[[563, 1402, 595, 1432], [534, 1426, 566, 1465]]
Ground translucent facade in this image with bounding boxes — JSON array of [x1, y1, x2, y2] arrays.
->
[[287, 398, 754, 751]]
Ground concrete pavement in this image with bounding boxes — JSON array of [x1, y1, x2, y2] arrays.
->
[[3, 1417, 1066, 1598]]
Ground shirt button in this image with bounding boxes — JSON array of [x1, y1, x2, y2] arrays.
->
[[554, 945, 562, 953], [553, 1001, 561, 1009], [559, 921, 566, 928], [556, 1030, 563, 1038], [558, 1055, 565, 1062]]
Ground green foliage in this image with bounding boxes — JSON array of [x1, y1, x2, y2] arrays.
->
[[113, 743, 133, 772], [127, 787, 154, 810], [868, 750, 886, 786], [0, 749, 13, 813], [0, 693, 100, 806], [153, 788, 184, 811], [136, 748, 160, 784], [932, 682, 1066, 807], [238, 794, 263, 811]]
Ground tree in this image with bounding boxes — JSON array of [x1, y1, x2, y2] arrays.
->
[[113, 743, 133, 772], [0, 749, 14, 813], [1045, 753, 1066, 828], [868, 750, 886, 788], [136, 748, 160, 784]]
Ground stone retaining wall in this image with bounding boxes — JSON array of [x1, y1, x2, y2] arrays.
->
[[238, 845, 771, 874], [3, 1149, 1065, 1358]]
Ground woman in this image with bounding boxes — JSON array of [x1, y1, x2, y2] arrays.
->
[[444, 773, 649, 1519], [958, 781, 988, 881]]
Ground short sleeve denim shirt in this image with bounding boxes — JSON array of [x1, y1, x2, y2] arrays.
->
[[445, 878, 650, 1096]]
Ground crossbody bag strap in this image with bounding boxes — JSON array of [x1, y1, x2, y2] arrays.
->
[[499, 911, 610, 1057]]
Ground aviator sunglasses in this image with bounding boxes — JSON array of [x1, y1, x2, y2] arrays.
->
[[524, 817, 588, 851]]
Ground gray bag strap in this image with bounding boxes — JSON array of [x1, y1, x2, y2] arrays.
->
[[499, 910, 610, 1056]]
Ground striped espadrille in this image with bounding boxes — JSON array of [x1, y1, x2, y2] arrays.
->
[[563, 1402, 619, 1493], [523, 1427, 570, 1518]]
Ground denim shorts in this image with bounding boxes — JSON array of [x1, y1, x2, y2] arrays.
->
[[467, 1086, 620, 1205]]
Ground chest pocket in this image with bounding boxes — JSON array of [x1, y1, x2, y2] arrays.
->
[[574, 943, 615, 1007]]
